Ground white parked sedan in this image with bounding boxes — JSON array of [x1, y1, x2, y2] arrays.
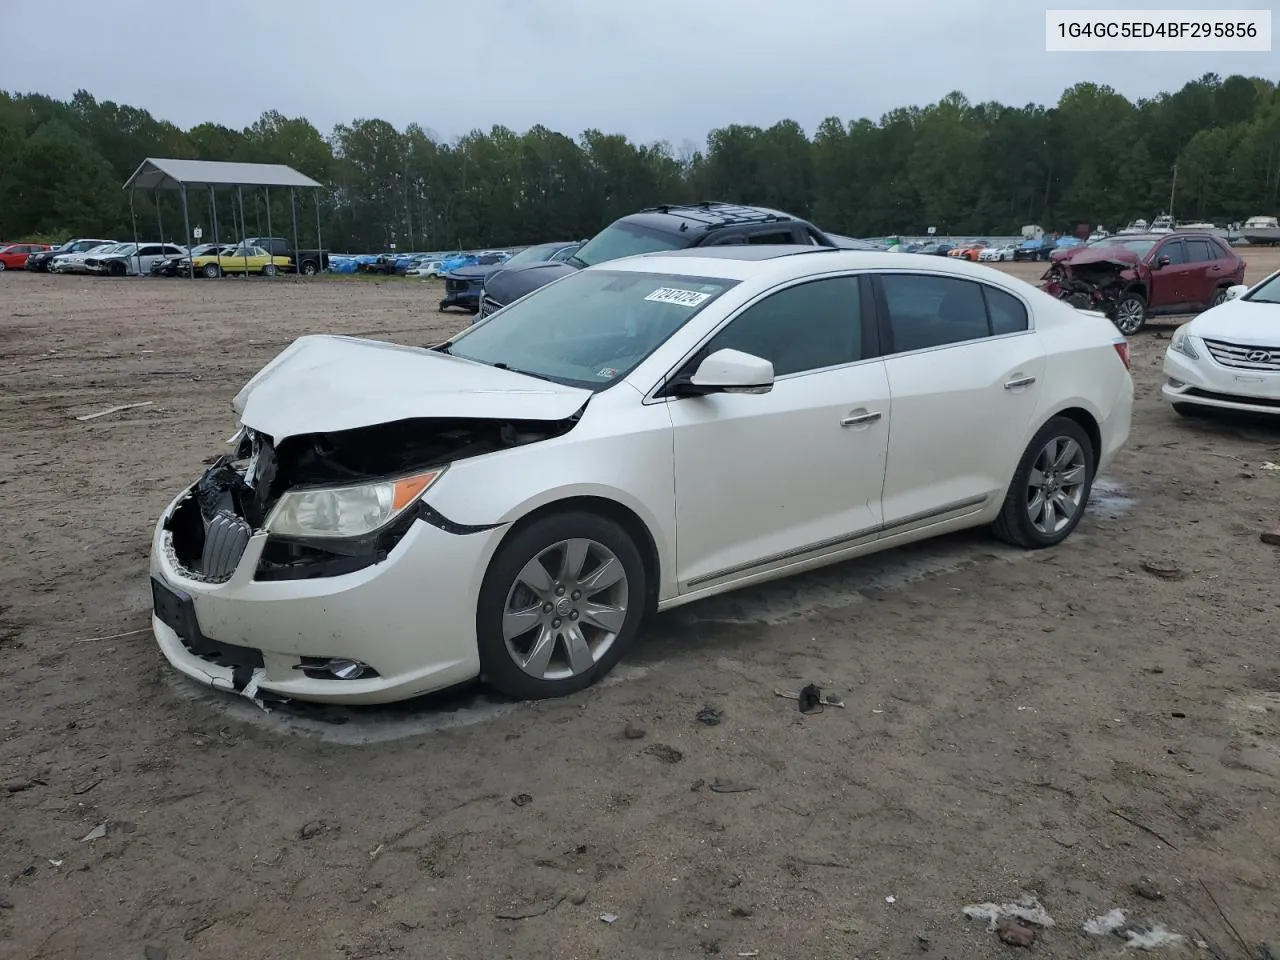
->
[[979, 244, 1017, 262], [1162, 270, 1280, 417], [86, 242, 188, 277], [149, 248, 1133, 705], [52, 242, 121, 273]]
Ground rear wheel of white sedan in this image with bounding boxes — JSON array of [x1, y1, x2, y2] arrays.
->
[[477, 511, 647, 700], [992, 416, 1095, 549]]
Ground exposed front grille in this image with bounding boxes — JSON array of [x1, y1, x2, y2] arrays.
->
[[1203, 338, 1280, 372], [479, 296, 501, 317], [445, 278, 470, 293]]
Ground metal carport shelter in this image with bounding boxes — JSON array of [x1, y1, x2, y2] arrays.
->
[[123, 158, 325, 279]]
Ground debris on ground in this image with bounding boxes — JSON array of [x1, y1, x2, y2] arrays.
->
[[1261, 461, 1280, 471], [78, 822, 107, 842], [296, 820, 338, 840], [885, 895, 897, 904], [644, 743, 683, 764], [622, 720, 646, 739], [1133, 877, 1165, 901], [1140, 558, 1183, 580], [73, 401, 153, 422], [997, 918, 1037, 947], [1123, 924, 1185, 950], [696, 705, 722, 726], [963, 895, 1056, 931], [511, 793, 533, 807], [495, 894, 565, 920], [0, 896, 13, 909], [708, 779, 757, 794], [1084, 910, 1128, 935], [774, 685, 846, 712], [599, 912, 618, 924], [1261, 529, 1280, 547]]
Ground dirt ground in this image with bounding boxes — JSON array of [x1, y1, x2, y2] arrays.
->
[[2, 253, 1280, 960]]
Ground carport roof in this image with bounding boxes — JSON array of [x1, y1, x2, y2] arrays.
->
[[123, 158, 322, 191]]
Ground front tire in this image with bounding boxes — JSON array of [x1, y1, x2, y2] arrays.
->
[[202, 264, 221, 279], [477, 510, 647, 700], [0, 261, 7, 272], [991, 416, 1096, 549], [1112, 293, 1146, 335]]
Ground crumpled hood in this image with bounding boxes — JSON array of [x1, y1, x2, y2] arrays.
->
[[1187, 299, 1280, 347], [1064, 246, 1141, 270], [232, 335, 591, 442]]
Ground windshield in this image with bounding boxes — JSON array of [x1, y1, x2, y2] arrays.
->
[[1093, 237, 1156, 255], [446, 268, 738, 389], [502, 244, 565, 268], [572, 220, 693, 267], [1244, 272, 1280, 304]]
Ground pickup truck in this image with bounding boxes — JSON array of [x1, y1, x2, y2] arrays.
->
[[244, 237, 330, 275]]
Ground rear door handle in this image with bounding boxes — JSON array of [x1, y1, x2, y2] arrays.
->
[[1004, 376, 1036, 389], [841, 411, 882, 426]]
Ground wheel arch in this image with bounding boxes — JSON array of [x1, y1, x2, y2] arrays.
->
[[1044, 405, 1101, 462], [493, 495, 662, 614]]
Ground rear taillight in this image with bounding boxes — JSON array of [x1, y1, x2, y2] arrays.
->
[[1113, 340, 1130, 370]]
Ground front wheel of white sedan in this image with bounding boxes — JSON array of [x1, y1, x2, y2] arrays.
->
[[992, 417, 1096, 549], [477, 511, 647, 700]]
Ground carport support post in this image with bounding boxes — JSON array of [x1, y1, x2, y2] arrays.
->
[[237, 187, 249, 280], [129, 189, 140, 277], [264, 186, 274, 279], [180, 183, 194, 279], [314, 191, 324, 275], [290, 188, 301, 277], [211, 187, 223, 278], [154, 189, 165, 263]]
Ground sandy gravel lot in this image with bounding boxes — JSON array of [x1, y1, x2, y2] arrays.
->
[[2, 254, 1280, 960]]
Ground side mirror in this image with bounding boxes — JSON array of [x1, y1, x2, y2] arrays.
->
[[1155, 255, 1171, 269], [1223, 284, 1248, 301], [676, 348, 775, 396]]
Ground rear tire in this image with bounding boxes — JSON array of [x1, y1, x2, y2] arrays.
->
[[476, 510, 648, 700], [1210, 286, 1229, 308], [0, 262, 7, 272], [262, 263, 277, 277], [991, 416, 1096, 549], [108, 261, 126, 277], [300, 261, 318, 276]]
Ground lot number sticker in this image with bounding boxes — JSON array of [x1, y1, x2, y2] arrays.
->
[[645, 287, 711, 307]]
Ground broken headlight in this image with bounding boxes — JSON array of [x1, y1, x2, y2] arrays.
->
[[264, 468, 445, 539]]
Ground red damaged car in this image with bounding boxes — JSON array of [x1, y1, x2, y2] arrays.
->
[[1041, 233, 1245, 335]]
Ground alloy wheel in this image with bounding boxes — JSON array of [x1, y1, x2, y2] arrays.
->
[[1114, 298, 1144, 335], [1026, 436, 1088, 536], [502, 538, 629, 680]]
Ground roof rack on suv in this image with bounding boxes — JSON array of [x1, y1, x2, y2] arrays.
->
[[639, 201, 791, 229]]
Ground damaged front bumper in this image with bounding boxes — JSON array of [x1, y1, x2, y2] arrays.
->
[[149, 473, 501, 705]]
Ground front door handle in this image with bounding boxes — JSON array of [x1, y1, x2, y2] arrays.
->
[[1004, 376, 1036, 389], [841, 411, 882, 426]]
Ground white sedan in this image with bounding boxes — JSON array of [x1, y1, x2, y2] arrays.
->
[[979, 244, 1017, 262], [52, 242, 121, 273], [149, 249, 1133, 705], [1162, 270, 1280, 417]]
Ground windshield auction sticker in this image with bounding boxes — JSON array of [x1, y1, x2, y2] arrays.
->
[[645, 287, 711, 307]]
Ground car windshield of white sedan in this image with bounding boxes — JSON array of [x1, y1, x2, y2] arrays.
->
[[1244, 273, 1280, 304], [446, 269, 739, 388]]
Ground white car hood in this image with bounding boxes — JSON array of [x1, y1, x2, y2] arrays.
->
[[1188, 299, 1280, 347], [232, 335, 591, 441]]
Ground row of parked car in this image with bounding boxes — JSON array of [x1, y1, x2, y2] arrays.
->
[[7, 237, 330, 277]]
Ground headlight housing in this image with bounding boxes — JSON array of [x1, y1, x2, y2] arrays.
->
[[265, 467, 445, 539], [1170, 327, 1199, 360]]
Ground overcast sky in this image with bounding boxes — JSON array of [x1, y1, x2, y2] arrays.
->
[[1, 0, 1274, 146]]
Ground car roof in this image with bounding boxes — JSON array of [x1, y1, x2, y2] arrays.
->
[[636, 246, 836, 263]]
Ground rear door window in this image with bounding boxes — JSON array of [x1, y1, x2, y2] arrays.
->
[[1184, 239, 1214, 263], [878, 274, 991, 352]]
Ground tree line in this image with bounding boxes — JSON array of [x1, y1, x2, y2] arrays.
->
[[0, 73, 1277, 253]]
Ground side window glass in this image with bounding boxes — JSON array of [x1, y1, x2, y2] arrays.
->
[[880, 274, 990, 353], [704, 276, 862, 377], [138, 245, 159, 257], [1159, 241, 1188, 265], [983, 286, 1029, 335], [746, 230, 798, 245], [1185, 239, 1213, 263]]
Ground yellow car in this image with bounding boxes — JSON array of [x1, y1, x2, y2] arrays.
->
[[192, 245, 292, 278]]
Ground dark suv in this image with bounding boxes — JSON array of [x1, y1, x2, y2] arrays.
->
[[477, 202, 848, 319]]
